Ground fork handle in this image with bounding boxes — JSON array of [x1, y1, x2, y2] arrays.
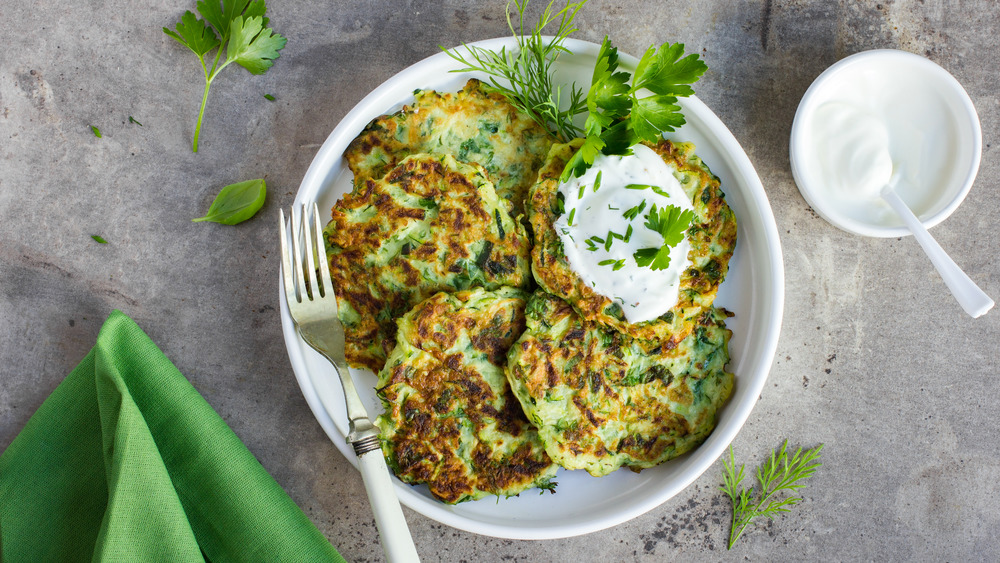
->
[[356, 447, 421, 562]]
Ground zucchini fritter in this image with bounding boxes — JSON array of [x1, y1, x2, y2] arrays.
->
[[376, 287, 558, 504], [527, 139, 737, 347], [506, 291, 734, 477], [344, 78, 553, 212], [325, 153, 532, 372]]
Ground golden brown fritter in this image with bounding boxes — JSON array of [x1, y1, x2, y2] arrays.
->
[[527, 139, 738, 348], [505, 291, 734, 477], [344, 78, 553, 213], [325, 153, 532, 372], [376, 287, 558, 504]]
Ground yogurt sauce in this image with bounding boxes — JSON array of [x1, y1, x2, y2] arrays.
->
[[800, 66, 959, 226], [554, 144, 694, 324], [811, 102, 894, 200]]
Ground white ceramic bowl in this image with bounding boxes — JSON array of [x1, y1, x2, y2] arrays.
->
[[789, 49, 981, 238], [282, 37, 784, 539]]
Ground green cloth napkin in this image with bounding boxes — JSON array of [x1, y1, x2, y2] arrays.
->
[[0, 310, 346, 563]]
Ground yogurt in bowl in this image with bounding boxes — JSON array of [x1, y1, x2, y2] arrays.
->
[[789, 49, 982, 238]]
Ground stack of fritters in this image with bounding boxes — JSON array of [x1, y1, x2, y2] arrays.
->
[[375, 288, 557, 503], [324, 153, 532, 372], [326, 79, 738, 503], [507, 136, 738, 476], [526, 138, 738, 348]]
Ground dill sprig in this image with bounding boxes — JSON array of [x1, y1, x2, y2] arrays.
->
[[442, 0, 588, 142], [721, 441, 823, 550]]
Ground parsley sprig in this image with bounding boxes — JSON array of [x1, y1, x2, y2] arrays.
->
[[632, 204, 693, 270], [561, 39, 707, 181], [721, 442, 823, 549], [163, 0, 287, 152], [444, 0, 588, 142], [444, 0, 705, 181]]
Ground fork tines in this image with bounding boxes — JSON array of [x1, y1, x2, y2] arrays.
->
[[280, 202, 334, 305]]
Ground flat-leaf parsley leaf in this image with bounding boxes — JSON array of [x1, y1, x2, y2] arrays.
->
[[561, 38, 706, 181], [163, 1, 286, 152], [632, 204, 693, 271]]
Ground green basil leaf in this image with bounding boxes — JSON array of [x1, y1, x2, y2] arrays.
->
[[193, 178, 266, 225], [91, 235, 108, 244]]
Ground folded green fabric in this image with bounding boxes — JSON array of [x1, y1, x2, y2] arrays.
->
[[0, 310, 346, 563]]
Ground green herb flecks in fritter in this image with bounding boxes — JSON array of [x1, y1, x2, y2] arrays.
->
[[506, 291, 734, 477], [527, 139, 737, 347], [324, 153, 532, 372], [376, 287, 558, 504], [345, 78, 553, 213]]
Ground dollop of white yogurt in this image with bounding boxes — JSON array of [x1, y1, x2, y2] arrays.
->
[[812, 102, 894, 201], [797, 60, 960, 227], [554, 144, 694, 324]]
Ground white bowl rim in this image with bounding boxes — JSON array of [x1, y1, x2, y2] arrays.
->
[[789, 48, 983, 238], [281, 36, 785, 539]]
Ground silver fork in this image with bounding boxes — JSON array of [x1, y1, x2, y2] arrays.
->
[[280, 203, 420, 563]]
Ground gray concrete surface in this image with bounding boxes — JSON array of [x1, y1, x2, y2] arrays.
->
[[2, 0, 998, 560]]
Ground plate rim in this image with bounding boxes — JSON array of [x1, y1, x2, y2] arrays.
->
[[281, 36, 785, 540]]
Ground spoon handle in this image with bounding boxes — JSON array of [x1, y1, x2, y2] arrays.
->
[[881, 187, 994, 318]]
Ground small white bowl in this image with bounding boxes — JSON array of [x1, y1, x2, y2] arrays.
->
[[790, 49, 982, 238]]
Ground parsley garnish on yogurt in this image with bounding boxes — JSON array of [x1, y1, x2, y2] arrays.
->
[[632, 204, 694, 271]]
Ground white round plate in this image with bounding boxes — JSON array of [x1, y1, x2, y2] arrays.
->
[[281, 37, 784, 540]]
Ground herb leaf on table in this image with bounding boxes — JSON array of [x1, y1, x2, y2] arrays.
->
[[226, 15, 285, 74], [163, 1, 286, 152], [721, 441, 823, 549], [193, 178, 267, 225]]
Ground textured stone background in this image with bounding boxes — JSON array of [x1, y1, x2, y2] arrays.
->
[[2, 0, 998, 560]]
